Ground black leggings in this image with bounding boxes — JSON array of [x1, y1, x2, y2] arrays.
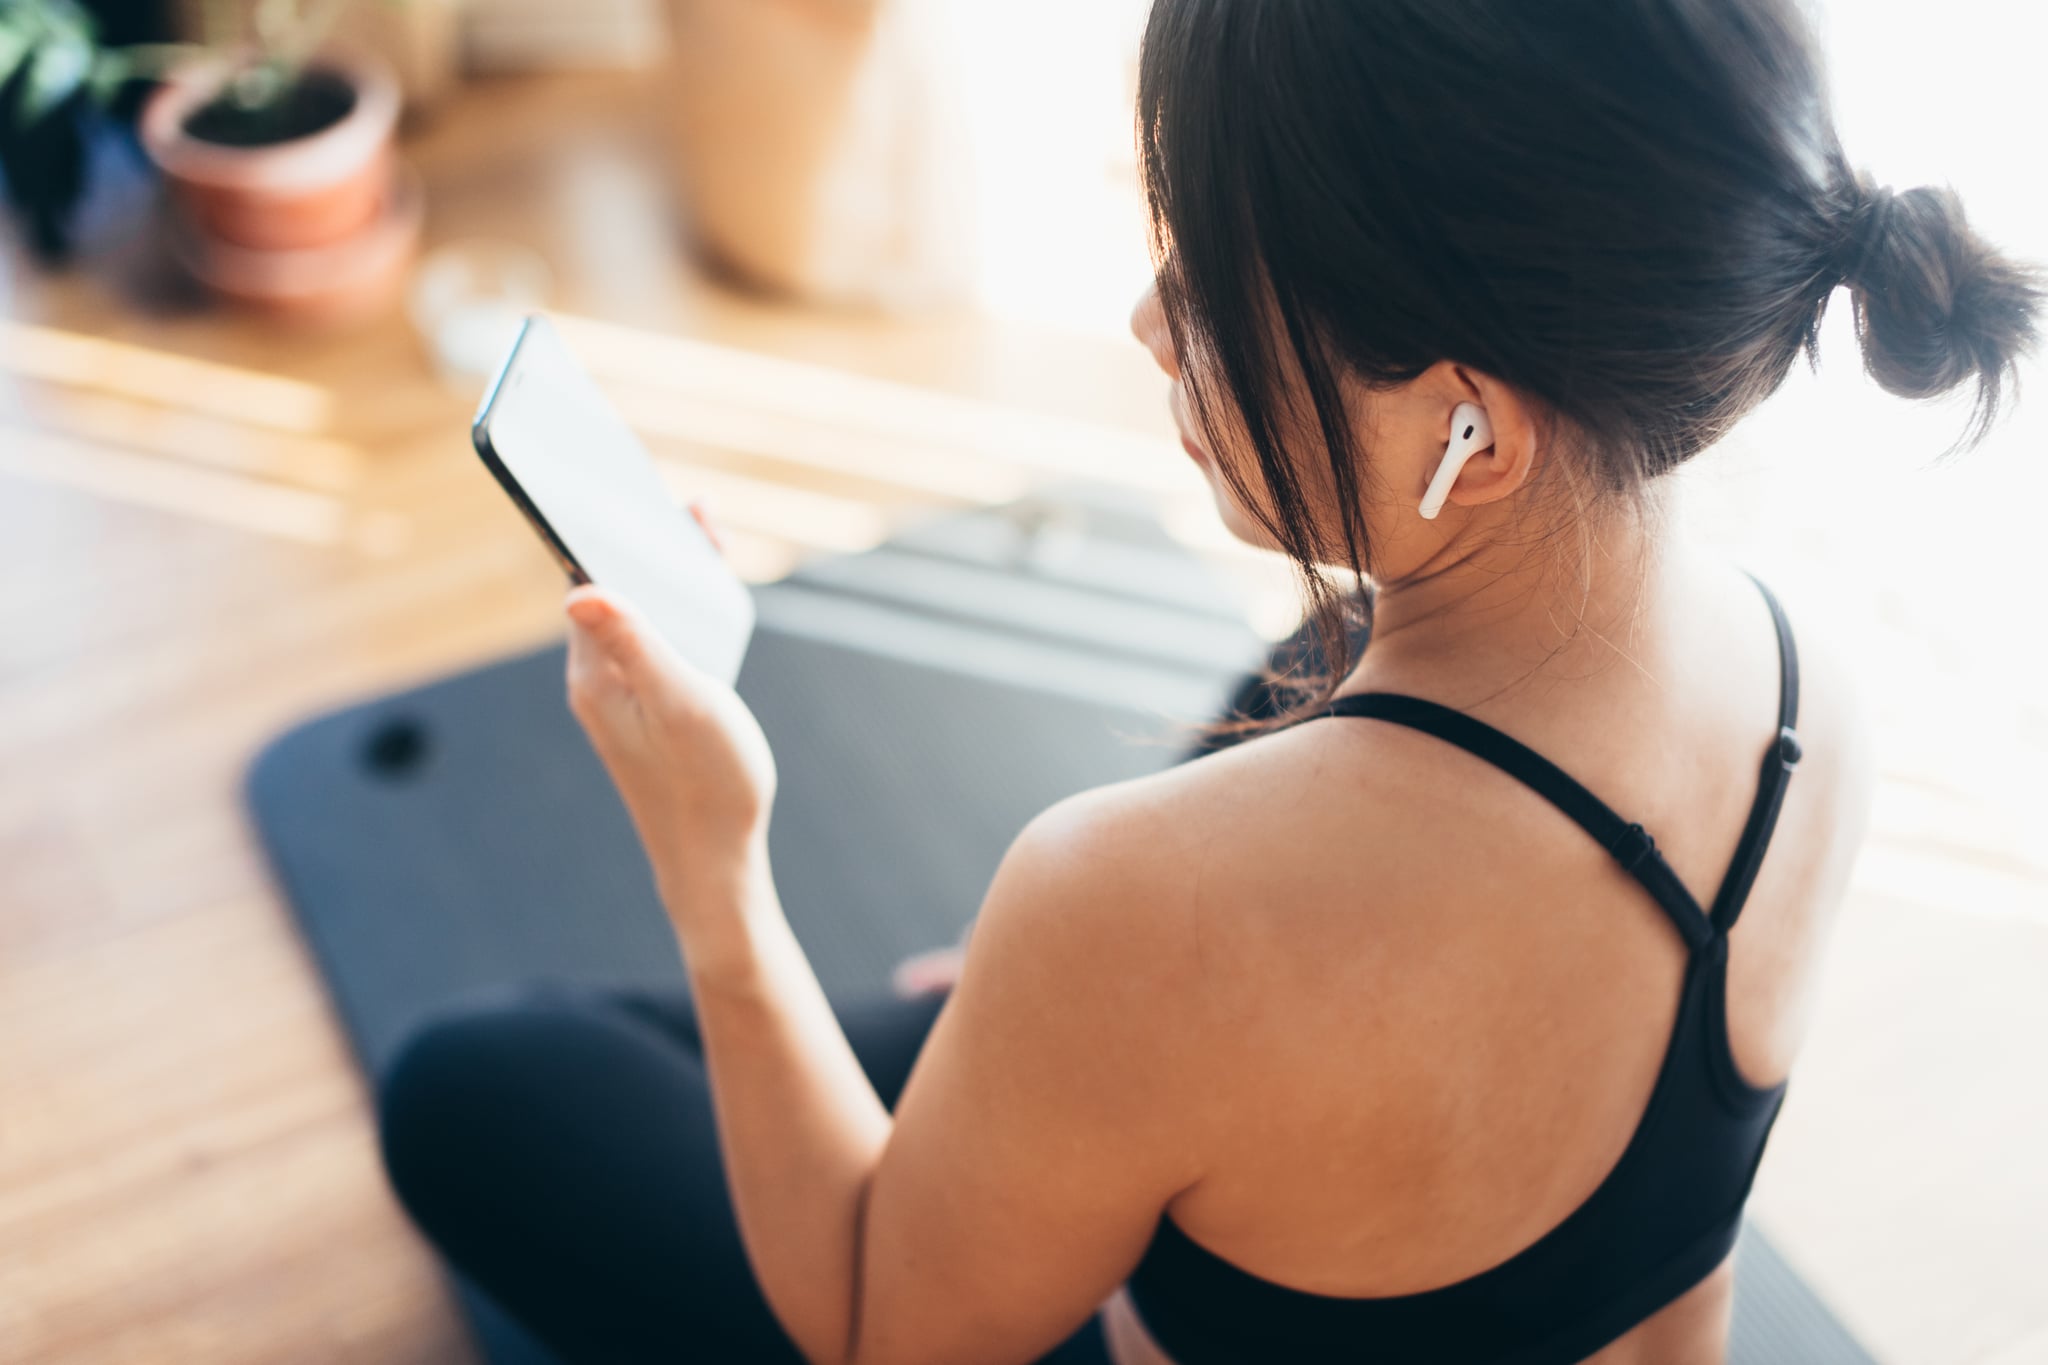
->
[[375, 608, 1366, 1363], [378, 984, 1111, 1364]]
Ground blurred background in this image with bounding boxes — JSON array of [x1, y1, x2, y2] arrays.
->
[[0, 1, 2041, 1363]]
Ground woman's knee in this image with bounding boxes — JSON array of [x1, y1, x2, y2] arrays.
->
[[378, 1000, 510, 1227], [375, 983, 628, 1231]]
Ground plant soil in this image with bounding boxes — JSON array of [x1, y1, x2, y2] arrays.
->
[[183, 68, 357, 148]]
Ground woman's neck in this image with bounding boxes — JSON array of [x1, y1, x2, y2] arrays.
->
[[1339, 492, 1676, 711]]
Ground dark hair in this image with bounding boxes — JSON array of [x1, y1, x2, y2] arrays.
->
[[1138, 0, 2043, 743]]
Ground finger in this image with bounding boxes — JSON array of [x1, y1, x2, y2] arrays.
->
[[564, 607, 628, 727], [565, 594, 617, 687], [565, 586, 658, 689], [688, 499, 727, 556]]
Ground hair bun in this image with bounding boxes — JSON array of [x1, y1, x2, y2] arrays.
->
[[1840, 179, 2043, 445]]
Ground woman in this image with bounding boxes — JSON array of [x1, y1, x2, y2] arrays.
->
[[377, 2, 2041, 1362]]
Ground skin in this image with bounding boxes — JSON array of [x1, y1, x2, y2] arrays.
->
[[560, 284, 1874, 1365]]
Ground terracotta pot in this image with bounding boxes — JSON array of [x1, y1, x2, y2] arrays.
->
[[141, 50, 401, 253], [170, 164, 424, 327]]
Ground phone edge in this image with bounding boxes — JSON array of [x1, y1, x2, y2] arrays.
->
[[471, 315, 593, 589]]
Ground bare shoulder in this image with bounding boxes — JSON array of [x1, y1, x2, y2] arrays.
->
[[998, 723, 1398, 922], [949, 735, 1363, 1156], [973, 768, 1218, 981], [977, 720, 1454, 1013], [931, 763, 1284, 1145]]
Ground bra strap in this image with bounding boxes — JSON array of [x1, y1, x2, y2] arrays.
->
[[1323, 693, 1714, 953], [1707, 574, 1804, 935]]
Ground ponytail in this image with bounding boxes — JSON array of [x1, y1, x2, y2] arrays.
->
[[1837, 180, 2044, 448]]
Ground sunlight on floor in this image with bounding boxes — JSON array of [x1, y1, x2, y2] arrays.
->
[[0, 321, 334, 433]]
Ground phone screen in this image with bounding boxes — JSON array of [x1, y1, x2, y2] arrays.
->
[[473, 315, 755, 687]]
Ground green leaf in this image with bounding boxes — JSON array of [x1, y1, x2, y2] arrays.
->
[[0, 28, 33, 96], [85, 47, 129, 105], [104, 42, 199, 83], [18, 27, 89, 123]]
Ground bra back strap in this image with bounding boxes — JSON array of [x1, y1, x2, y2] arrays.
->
[[1708, 574, 1804, 934], [1323, 693, 1714, 953]]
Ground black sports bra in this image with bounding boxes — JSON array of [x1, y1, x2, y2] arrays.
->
[[1124, 573, 1802, 1364]]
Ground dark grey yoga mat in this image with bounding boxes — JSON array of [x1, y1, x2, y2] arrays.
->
[[250, 487, 1259, 1071], [247, 491, 1878, 1365]]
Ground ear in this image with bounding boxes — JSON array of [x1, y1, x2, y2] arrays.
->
[[1425, 363, 1542, 512]]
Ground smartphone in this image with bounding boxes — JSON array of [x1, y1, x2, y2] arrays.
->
[[472, 314, 754, 686]]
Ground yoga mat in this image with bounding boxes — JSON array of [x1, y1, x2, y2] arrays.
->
[[249, 491, 1878, 1364]]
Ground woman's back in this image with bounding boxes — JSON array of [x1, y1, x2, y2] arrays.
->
[[1089, 547, 1872, 1363]]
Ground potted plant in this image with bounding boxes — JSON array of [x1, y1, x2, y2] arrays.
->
[[0, 0, 420, 322], [141, 0, 418, 322]]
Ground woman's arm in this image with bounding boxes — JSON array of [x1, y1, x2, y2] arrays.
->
[[665, 849, 888, 1364], [563, 576, 1208, 1365]]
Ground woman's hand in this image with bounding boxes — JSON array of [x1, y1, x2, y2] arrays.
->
[[563, 502, 776, 901]]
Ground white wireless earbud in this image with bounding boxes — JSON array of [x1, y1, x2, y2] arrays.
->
[[1418, 402, 1494, 521]]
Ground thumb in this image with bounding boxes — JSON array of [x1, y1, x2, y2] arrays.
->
[[565, 586, 657, 686]]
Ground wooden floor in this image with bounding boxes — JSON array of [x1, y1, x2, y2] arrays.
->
[[1, 70, 2043, 1365]]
